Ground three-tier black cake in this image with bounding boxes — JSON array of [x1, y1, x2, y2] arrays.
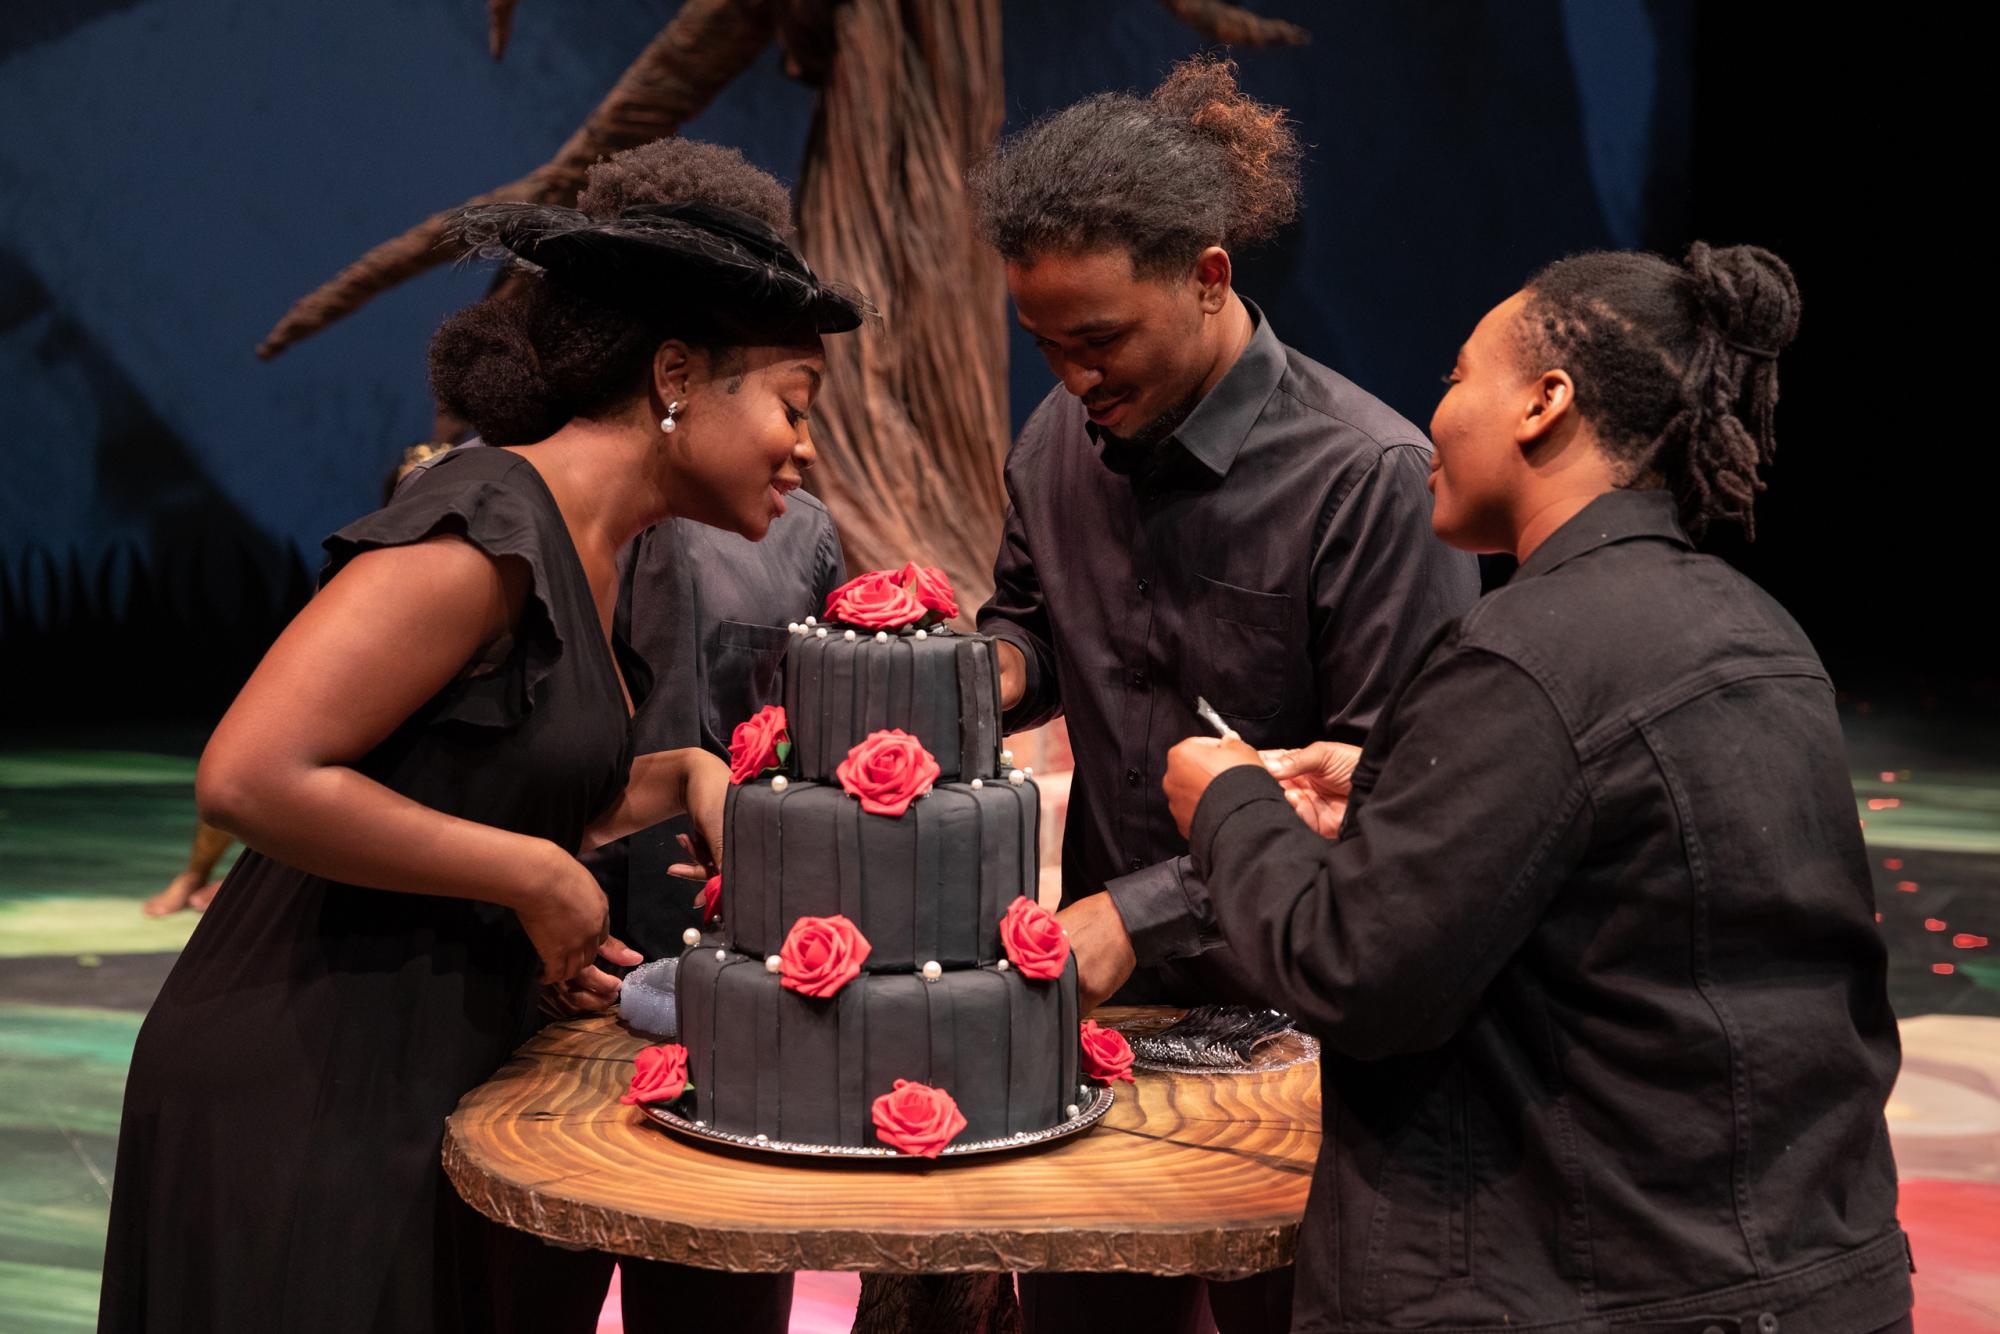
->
[[677, 622, 1085, 1151]]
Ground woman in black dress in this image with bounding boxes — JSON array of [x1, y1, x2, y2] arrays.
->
[[1163, 245, 1912, 1332], [98, 139, 866, 1333]]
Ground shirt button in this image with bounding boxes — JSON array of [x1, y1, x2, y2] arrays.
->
[[1127, 857, 1144, 872], [1129, 669, 1148, 689], [1126, 767, 1142, 787], [1137, 577, 1150, 595]]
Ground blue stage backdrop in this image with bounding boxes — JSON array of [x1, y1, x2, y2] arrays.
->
[[0, 1, 1695, 723]]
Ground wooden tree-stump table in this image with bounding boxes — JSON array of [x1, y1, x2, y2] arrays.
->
[[443, 1006, 1320, 1279]]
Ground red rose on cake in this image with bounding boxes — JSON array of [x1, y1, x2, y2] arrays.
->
[[1079, 1020, 1136, 1083], [900, 562, 959, 621], [836, 729, 941, 818], [695, 873, 722, 926], [870, 1078, 969, 1157], [824, 569, 926, 629], [728, 704, 789, 784], [620, 1043, 689, 1104], [778, 913, 873, 998], [998, 896, 1070, 979]]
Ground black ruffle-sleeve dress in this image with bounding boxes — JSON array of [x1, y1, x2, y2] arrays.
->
[[99, 448, 634, 1333]]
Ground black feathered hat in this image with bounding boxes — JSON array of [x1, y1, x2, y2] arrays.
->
[[451, 199, 870, 344]]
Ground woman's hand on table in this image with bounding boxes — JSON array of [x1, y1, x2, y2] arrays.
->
[[515, 844, 639, 983], [1164, 736, 1264, 837], [539, 955, 634, 1018], [1260, 741, 1361, 839]]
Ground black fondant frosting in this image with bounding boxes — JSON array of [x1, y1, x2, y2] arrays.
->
[[678, 944, 1082, 1146], [677, 625, 1083, 1154], [723, 778, 1039, 971], [783, 629, 1003, 782]]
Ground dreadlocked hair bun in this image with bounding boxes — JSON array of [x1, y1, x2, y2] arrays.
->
[[970, 55, 1301, 277], [1149, 55, 1301, 251], [1519, 243, 1801, 540]]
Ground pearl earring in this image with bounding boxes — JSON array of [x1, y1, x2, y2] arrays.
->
[[659, 400, 682, 434]]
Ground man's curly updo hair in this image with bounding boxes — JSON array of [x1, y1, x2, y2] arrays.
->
[[428, 139, 795, 446], [1519, 243, 1802, 540], [970, 55, 1302, 279]]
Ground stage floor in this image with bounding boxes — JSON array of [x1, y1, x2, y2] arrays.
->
[[3, 705, 1995, 1332]]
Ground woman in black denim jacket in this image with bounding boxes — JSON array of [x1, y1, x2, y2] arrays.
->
[[1164, 245, 1912, 1334]]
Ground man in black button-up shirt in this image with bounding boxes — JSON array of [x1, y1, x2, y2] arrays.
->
[[982, 296, 1477, 1001], [972, 63, 1479, 1020], [970, 56, 1479, 1334]]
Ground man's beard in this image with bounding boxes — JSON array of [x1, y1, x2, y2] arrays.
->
[[1102, 385, 1203, 452]]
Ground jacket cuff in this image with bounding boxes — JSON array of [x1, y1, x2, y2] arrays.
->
[[1105, 856, 1217, 966], [1189, 763, 1291, 881]]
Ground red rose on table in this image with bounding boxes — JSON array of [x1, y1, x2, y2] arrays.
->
[[728, 704, 788, 785], [870, 1078, 969, 1158], [619, 1043, 689, 1104], [778, 914, 873, 998], [998, 896, 1069, 979], [836, 729, 941, 818], [1079, 1020, 1136, 1084], [899, 562, 959, 621], [695, 874, 722, 926], [825, 569, 925, 629]]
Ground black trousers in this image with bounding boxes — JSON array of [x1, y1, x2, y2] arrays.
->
[[1017, 1267, 1293, 1334], [485, 1222, 793, 1334]]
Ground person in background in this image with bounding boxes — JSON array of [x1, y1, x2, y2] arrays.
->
[[590, 498, 845, 959], [1164, 244, 1912, 1334], [971, 56, 1478, 1334], [142, 818, 232, 916]]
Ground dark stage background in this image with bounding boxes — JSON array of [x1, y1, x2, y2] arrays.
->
[[0, 1, 1965, 728]]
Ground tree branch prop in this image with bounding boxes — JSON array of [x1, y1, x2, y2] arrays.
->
[[487, 0, 519, 59], [1156, 0, 1311, 47], [256, 0, 777, 359]]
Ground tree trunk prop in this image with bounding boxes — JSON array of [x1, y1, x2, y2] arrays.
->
[[787, 0, 1010, 605]]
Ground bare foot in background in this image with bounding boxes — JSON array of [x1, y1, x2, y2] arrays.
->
[[143, 871, 203, 916], [187, 880, 222, 911]]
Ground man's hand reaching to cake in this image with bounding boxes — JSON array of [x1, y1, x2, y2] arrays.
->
[[1056, 893, 1138, 1012], [995, 639, 1027, 710]]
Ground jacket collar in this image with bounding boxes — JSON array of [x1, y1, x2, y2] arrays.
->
[[1514, 489, 1693, 581]]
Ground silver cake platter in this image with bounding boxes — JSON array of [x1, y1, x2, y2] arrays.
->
[[639, 1081, 1115, 1160]]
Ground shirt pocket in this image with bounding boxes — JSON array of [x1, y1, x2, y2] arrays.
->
[[1186, 575, 1293, 722], [705, 620, 791, 742]]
